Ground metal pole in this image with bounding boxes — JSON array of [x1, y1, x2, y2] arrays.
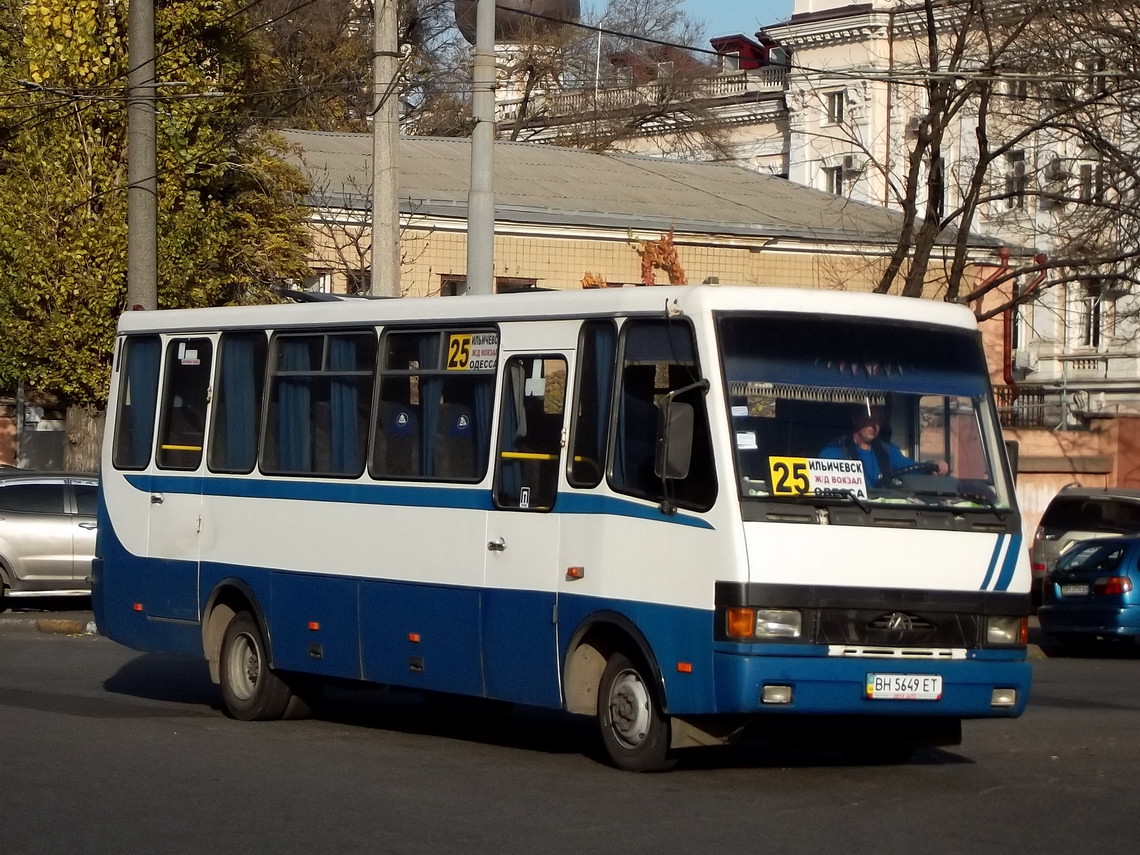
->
[[127, 0, 157, 311], [465, 0, 496, 295], [371, 0, 401, 297]]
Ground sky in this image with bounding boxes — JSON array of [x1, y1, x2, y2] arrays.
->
[[580, 1, 795, 43]]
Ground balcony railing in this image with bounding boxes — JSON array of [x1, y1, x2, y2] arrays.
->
[[497, 67, 788, 123], [994, 385, 1051, 428]]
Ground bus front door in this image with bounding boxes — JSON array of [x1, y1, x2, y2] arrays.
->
[[145, 336, 213, 621], [482, 354, 567, 707]]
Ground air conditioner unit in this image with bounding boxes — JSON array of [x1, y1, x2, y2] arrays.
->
[[842, 154, 865, 173], [905, 115, 924, 138], [1013, 349, 1037, 373]]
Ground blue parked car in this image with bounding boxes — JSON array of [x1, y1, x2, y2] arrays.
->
[[1038, 535, 1140, 652]]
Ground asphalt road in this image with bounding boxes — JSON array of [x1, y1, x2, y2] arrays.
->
[[1, 615, 1138, 854]]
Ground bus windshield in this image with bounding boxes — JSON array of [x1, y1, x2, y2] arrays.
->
[[718, 313, 1012, 510]]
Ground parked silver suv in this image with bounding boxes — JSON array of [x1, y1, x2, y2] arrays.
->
[[0, 471, 98, 611], [1031, 486, 1140, 601]]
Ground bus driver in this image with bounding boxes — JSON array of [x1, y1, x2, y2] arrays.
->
[[819, 405, 948, 486]]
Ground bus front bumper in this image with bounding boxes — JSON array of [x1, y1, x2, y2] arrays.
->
[[710, 648, 1031, 717]]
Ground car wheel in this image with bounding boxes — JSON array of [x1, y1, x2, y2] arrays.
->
[[219, 611, 296, 721], [598, 651, 675, 772], [0, 580, 8, 614]]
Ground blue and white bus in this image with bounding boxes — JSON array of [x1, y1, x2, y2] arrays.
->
[[93, 285, 1031, 770]]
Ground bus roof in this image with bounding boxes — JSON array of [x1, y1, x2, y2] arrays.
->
[[116, 286, 980, 334]]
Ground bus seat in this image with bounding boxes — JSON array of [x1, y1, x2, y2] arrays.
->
[[434, 402, 476, 479], [375, 401, 421, 477]]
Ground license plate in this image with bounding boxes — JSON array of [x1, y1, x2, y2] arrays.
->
[[866, 673, 942, 701], [1060, 583, 1089, 596]]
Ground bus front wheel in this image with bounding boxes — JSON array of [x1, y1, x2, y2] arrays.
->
[[220, 612, 295, 721], [598, 651, 675, 772]]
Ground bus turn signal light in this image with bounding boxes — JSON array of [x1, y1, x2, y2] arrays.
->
[[726, 607, 755, 638]]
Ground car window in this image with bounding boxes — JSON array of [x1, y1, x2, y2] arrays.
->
[[0, 482, 67, 513], [1042, 497, 1140, 531], [73, 482, 98, 516], [1055, 541, 1127, 573]]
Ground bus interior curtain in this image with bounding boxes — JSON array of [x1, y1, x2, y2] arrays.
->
[[472, 376, 493, 475], [593, 326, 616, 462], [128, 337, 161, 465], [329, 336, 360, 474], [419, 337, 441, 476], [278, 338, 313, 472], [222, 336, 258, 470]]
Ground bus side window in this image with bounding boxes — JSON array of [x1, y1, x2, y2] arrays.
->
[[611, 321, 717, 511], [262, 331, 376, 477], [568, 321, 616, 488], [372, 329, 495, 482], [495, 356, 567, 510], [156, 338, 213, 471], [112, 335, 162, 471], [209, 332, 268, 474]]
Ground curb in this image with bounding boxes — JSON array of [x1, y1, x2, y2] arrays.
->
[[0, 615, 98, 636]]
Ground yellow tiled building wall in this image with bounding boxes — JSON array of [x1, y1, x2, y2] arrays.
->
[[308, 222, 943, 296]]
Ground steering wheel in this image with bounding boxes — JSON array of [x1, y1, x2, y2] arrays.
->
[[875, 461, 940, 486]]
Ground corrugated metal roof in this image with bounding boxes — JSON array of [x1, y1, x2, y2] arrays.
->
[[278, 129, 990, 247]]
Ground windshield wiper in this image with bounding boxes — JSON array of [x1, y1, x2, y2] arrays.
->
[[820, 488, 872, 514]]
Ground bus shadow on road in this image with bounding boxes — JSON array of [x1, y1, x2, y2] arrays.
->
[[100, 657, 975, 769], [103, 653, 220, 707]]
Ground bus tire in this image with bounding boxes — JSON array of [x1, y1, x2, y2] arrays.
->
[[219, 612, 294, 721], [598, 651, 675, 772]]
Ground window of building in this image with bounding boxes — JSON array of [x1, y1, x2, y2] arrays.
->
[[825, 90, 845, 125], [1005, 150, 1028, 209], [303, 269, 333, 293], [1003, 77, 1028, 101], [1068, 280, 1112, 350], [346, 268, 371, 295], [720, 52, 740, 72], [438, 274, 539, 296], [823, 164, 845, 196], [1079, 162, 1104, 202]]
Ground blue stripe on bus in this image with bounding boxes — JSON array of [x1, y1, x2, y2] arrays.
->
[[123, 474, 715, 529], [993, 533, 1023, 592], [979, 533, 1006, 591]]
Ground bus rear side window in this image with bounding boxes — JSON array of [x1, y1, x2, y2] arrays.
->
[[209, 332, 268, 474], [112, 335, 161, 470]]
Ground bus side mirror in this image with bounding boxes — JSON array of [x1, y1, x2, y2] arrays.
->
[[655, 401, 695, 480], [1005, 440, 1020, 484]]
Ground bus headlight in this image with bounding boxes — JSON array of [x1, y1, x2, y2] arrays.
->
[[755, 609, 802, 638], [986, 616, 1027, 646], [725, 608, 803, 639]]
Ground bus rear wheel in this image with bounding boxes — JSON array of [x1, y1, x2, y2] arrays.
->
[[598, 651, 675, 772], [219, 612, 296, 721]]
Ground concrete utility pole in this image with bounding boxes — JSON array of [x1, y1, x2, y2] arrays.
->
[[465, 0, 496, 295], [127, 0, 158, 311], [371, 0, 401, 297]]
